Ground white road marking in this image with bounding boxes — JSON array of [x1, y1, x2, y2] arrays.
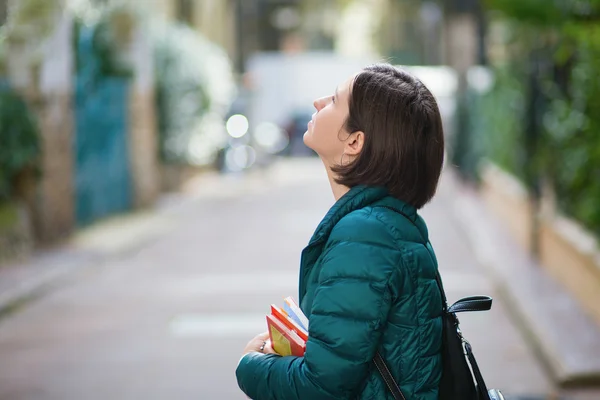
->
[[167, 271, 491, 338], [169, 313, 266, 337], [175, 271, 299, 296]]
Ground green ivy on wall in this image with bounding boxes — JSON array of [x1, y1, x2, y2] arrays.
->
[[481, 0, 600, 236], [0, 0, 57, 205], [544, 29, 600, 236], [152, 22, 236, 166], [0, 83, 40, 203]]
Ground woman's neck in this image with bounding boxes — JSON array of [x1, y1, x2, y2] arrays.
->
[[324, 163, 350, 201]]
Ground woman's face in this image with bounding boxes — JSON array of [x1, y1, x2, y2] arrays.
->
[[303, 74, 357, 165]]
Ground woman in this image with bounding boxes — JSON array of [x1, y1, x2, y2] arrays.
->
[[236, 63, 445, 400]]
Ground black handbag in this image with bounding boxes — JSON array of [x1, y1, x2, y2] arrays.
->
[[373, 270, 505, 400]]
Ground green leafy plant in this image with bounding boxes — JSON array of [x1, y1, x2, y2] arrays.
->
[[152, 22, 236, 166], [72, 2, 137, 78], [482, 0, 600, 236], [543, 27, 600, 236], [0, 0, 64, 205], [479, 66, 528, 181], [0, 83, 40, 202]]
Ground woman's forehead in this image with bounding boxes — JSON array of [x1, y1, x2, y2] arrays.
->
[[338, 73, 358, 96]]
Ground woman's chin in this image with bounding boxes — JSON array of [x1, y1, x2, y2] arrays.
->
[[302, 131, 313, 149]]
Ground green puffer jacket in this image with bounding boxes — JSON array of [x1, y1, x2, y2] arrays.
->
[[236, 185, 443, 399]]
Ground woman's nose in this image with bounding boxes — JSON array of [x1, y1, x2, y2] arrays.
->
[[313, 98, 321, 111], [313, 97, 326, 111]]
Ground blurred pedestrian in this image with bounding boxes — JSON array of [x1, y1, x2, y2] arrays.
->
[[237, 63, 445, 400]]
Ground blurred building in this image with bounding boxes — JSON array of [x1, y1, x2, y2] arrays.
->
[[148, 0, 310, 73], [147, 0, 469, 73], [0, 1, 159, 252]]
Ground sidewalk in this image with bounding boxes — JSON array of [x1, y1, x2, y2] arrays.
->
[[447, 169, 600, 395], [0, 208, 177, 318]]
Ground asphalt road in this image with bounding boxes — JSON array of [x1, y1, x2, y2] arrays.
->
[[0, 158, 582, 400]]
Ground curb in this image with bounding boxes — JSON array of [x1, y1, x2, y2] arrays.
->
[[0, 211, 175, 321], [450, 179, 600, 388], [0, 251, 102, 319]]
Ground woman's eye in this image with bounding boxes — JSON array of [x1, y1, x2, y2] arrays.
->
[[331, 96, 336, 104]]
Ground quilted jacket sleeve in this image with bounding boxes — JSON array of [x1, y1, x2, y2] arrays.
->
[[236, 211, 402, 399]]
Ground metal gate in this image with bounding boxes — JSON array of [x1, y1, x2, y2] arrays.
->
[[73, 24, 132, 226]]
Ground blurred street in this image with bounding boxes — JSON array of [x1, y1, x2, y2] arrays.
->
[[0, 157, 590, 400]]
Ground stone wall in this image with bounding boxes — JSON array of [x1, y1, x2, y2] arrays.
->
[[35, 13, 75, 242], [129, 89, 159, 207], [7, 12, 75, 244], [34, 92, 74, 242]]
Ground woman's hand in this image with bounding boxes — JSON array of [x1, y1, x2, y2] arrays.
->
[[243, 332, 277, 356]]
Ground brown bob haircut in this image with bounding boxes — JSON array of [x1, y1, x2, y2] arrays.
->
[[331, 64, 445, 209]]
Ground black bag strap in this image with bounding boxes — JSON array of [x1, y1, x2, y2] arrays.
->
[[434, 270, 449, 312], [465, 342, 490, 397], [449, 296, 492, 314], [373, 352, 406, 400]]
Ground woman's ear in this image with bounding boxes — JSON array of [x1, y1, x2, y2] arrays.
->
[[344, 131, 365, 157]]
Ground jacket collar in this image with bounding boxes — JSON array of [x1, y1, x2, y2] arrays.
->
[[371, 196, 428, 242], [307, 185, 389, 247]]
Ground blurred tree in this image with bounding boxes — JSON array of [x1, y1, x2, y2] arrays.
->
[[71, 1, 138, 79], [0, 0, 63, 205], [152, 21, 236, 166], [176, 0, 194, 25], [482, 0, 600, 237], [0, 83, 40, 203], [376, 0, 423, 64], [0, 0, 7, 25], [0, 0, 62, 85]]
